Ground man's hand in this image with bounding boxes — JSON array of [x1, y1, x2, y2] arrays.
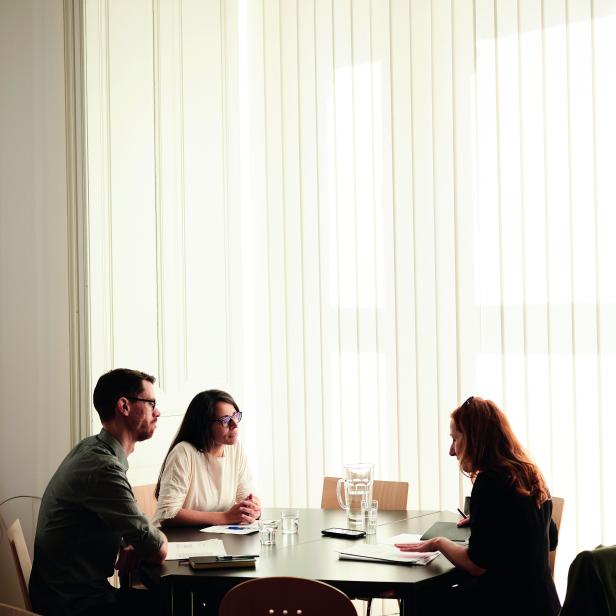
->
[[115, 545, 141, 574]]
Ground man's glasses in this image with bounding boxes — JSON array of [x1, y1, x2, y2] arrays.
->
[[210, 411, 242, 427], [127, 397, 157, 410]]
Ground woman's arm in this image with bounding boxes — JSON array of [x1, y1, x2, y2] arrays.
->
[[432, 537, 486, 576], [160, 498, 259, 527], [161, 508, 229, 527], [395, 537, 486, 577]]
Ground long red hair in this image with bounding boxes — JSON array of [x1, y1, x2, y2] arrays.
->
[[451, 396, 549, 507]]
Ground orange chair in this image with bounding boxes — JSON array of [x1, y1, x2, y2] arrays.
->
[[132, 484, 157, 519], [321, 477, 409, 510]]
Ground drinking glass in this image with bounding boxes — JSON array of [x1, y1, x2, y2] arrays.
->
[[361, 499, 378, 535], [258, 519, 278, 545], [281, 509, 299, 534]]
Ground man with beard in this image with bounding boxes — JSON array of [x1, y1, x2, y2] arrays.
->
[[30, 368, 168, 616]]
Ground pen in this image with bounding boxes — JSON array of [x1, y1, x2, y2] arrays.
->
[[457, 508, 468, 519], [218, 554, 259, 560], [227, 526, 244, 530]]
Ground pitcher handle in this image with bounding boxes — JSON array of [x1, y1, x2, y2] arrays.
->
[[336, 478, 347, 510]]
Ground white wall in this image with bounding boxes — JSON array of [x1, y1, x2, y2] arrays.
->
[[0, 0, 71, 607]]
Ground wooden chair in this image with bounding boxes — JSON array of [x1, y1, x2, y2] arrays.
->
[[6, 520, 32, 611], [218, 576, 357, 616], [0, 602, 39, 616], [123, 484, 159, 590], [321, 477, 409, 510], [549, 496, 565, 578], [132, 484, 157, 519]]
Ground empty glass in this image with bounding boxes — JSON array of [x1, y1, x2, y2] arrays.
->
[[281, 509, 299, 534], [258, 519, 278, 545]]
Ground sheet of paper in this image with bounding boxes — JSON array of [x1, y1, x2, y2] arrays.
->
[[166, 538, 226, 560], [337, 543, 439, 566], [200, 524, 259, 535]]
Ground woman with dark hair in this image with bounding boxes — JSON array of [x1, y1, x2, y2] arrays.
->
[[153, 390, 260, 527], [396, 396, 560, 616]]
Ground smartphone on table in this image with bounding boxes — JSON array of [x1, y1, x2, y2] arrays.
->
[[321, 528, 366, 539]]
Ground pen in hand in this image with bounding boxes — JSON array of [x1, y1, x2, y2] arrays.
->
[[457, 507, 468, 519]]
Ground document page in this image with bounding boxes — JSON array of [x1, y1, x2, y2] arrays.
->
[[166, 538, 226, 560]]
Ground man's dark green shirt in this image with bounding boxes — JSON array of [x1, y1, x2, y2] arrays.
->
[[29, 429, 164, 615]]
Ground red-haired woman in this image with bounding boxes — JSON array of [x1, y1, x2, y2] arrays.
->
[[396, 396, 560, 616]]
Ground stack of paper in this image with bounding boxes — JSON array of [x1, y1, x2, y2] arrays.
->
[[166, 538, 226, 560], [337, 543, 439, 566]]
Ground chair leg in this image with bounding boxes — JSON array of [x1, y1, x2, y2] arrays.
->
[[366, 598, 372, 616]]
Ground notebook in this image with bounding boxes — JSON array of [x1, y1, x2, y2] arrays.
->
[[337, 544, 439, 566], [420, 521, 470, 543], [189, 555, 257, 570]]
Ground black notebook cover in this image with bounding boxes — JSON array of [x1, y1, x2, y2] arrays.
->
[[420, 521, 470, 543]]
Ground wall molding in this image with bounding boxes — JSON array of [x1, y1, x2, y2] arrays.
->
[[64, 0, 91, 444]]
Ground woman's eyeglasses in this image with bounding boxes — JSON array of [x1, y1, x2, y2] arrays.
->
[[210, 411, 242, 427]]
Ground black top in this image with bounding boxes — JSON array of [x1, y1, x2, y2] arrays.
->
[[29, 430, 164, 616], [465, 470, 560, 616]]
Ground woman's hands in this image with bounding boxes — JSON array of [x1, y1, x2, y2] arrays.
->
[[395, 538, 439, 553], [457, 515, 471, 528], [225, 493, 261, 524], [247, 494, 261, 519], [397, 536, 486, 577]]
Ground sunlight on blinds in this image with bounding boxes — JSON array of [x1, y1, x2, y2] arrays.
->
[[83, 0, 616, 595]]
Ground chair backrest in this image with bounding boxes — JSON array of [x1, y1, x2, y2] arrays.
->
[[549, 496, 565, 578], [321, 477, 409, 510], [132, 484, 157, 519], [6, 520, 32, 610], [218, 576, 357, 616], [0, 601, 39, 616], [560, 545, 616, 616]]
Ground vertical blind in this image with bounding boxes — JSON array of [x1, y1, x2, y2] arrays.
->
[[83, 0, 616, 585]]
